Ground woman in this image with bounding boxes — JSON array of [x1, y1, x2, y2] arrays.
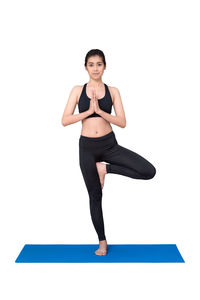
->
[[61, 49, 156, 256]]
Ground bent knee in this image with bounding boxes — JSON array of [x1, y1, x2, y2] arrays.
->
[[144, 166, 156, 180]]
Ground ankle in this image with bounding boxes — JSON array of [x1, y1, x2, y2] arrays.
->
[[99, 239, 107, 244]]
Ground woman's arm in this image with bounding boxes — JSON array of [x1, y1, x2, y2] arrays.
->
[[97, 87, 126, 128], [61, 86, 91, 126]]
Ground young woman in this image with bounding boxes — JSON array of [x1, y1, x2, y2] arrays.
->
[[61, 49, 156, 256]]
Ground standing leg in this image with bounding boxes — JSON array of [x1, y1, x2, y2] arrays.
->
[[79, 148, 106, 242], [101, 143, 156, 180]]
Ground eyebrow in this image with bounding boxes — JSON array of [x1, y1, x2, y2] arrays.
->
[[88, 62, 102, 63]]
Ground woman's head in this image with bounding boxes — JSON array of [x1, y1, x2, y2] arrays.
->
[[84, 49, 106, 67], [84, 49, 106, 79]]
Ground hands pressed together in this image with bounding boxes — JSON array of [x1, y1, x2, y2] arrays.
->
[[88, 89, 101, 115]]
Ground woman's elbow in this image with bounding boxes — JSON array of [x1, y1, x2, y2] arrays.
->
[[121, 119, 126, 128], [61, 117, 68, 126]]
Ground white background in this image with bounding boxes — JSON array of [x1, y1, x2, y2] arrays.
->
[[0, 0, 200, 299]]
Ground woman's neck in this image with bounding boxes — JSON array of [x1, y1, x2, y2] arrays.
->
[[87, 79, 103, 88]]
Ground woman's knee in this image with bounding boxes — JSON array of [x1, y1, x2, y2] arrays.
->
[[144, 165, 156, 180]]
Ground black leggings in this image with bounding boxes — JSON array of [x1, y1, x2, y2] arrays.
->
[[79, 130, 156, 241]]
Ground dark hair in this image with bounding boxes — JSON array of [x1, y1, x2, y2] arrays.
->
[[84, 49, 106, 67]]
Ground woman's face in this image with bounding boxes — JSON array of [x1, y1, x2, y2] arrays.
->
[[85, 55, 106, 79]]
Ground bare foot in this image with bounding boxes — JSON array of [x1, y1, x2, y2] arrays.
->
[[95, 239, 107, 256], [96, 162, 107, 189]]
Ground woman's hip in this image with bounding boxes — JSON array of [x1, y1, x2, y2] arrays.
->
[[79, 130, 118, 152]]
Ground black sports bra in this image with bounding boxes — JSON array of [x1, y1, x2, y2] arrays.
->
[[78, 83, 113, 118]]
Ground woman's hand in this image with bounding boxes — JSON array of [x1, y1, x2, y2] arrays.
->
[[91, 89, 101, 114], [88, 91, 95, 114]]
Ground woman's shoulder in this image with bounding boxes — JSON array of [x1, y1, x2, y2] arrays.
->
[[107, 85, 120, 104], [73, 84, 85, 91], [73, 84, 85, 105], [107, 85, 119, 92], [107, 84, 120, 93]]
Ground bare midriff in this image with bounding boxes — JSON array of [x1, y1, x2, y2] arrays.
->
[[80, 117, 113, 137]]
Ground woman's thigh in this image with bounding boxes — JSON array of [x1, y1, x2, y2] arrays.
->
[[101, 143, 156, 179], [79, 148, 102, 193]]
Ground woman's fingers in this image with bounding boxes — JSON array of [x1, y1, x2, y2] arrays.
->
[[92, 88, 97, 100], [92, 90, 94, 100], [91, 89, 94, 99]]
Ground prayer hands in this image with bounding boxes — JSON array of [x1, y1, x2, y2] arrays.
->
[[88, 89, 101, 114]]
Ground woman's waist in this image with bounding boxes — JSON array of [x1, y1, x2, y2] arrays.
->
[[79, 130, 118, 150], [81, 120, 113, 138]]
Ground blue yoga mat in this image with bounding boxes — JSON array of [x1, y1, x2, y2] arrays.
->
[[15, 244, 184, 263]]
